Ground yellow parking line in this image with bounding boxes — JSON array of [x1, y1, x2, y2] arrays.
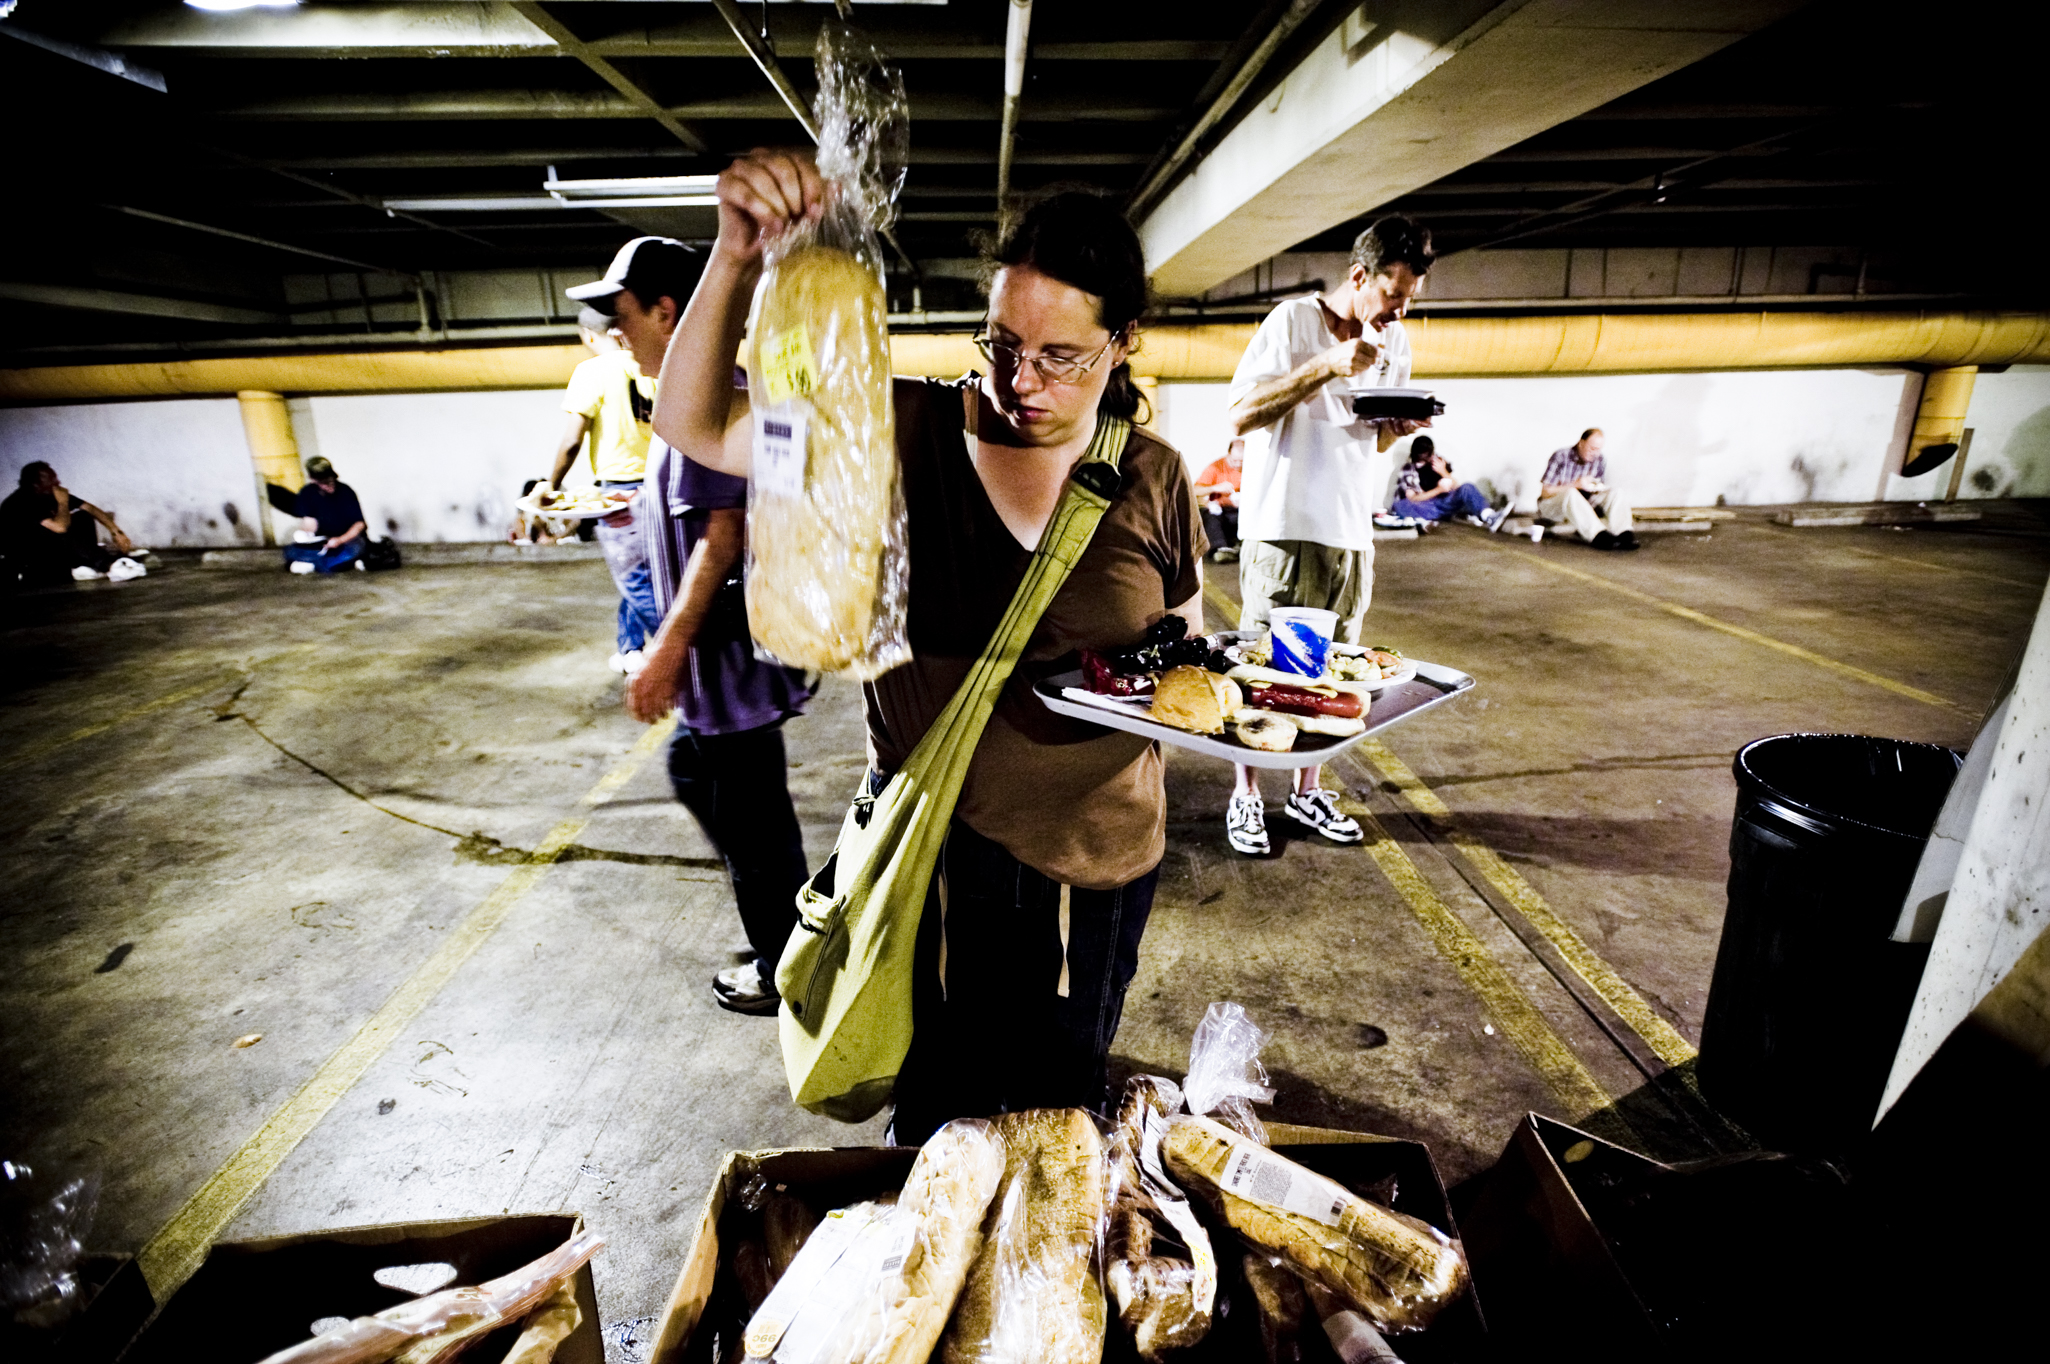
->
[[1, 646, 317, 774], [1514, 552, 1962, 711], [1351, 739, 1700, 1069], [1829, 542, 2043, 591], [1338, 793, 1618, 1120], [1203, 580, 1243, 629], [1, 678, 227, 773], [136, 717, 676, 1298]]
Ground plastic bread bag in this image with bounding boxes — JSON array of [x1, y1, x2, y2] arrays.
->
[[1160, 1116, 1466, 1335], [940, 1109, 1109, 1364], [1181, 1001, 1277, 1144], [254, 1231, 604, 1364], [1104, 1077, 1217, 1360], [742, 17, 911, 680], [0, 1159, 98, 1332], [1240, 1251, 1308, 1364], [845, 1118, 1007, 1364], [740, 1200, 911, 1364]]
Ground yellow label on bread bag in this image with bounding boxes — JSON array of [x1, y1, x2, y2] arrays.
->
[[760, 325, 817, 405]]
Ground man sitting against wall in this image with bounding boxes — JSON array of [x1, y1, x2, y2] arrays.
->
[[1538, 427, 1638, 550], [285, 456, 367, 574], [1390, 436, 1507, 529], [1, 461, 146, 585]]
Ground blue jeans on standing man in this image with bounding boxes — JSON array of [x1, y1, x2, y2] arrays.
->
[[595, 480, 662, 653]]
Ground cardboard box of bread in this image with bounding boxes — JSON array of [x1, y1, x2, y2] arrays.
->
[[648, 1087, 1482, 1363]]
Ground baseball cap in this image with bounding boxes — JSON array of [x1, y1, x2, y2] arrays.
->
[[565, 236, 701, 311], [305, 456, 336, 481]]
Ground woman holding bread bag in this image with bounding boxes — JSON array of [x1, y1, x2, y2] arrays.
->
[[656, 149, 1204, 1143]]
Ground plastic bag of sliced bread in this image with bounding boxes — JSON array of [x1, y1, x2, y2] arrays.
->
[[742, 17, 911, 679], [941, 1109, 1109, 1364]]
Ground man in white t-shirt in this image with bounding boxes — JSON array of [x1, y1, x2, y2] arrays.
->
[[1220, 215, 1435, 856]]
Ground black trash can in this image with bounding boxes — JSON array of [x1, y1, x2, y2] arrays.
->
[[1697, 733, 1962, 1155]]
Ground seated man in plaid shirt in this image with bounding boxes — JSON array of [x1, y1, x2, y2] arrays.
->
[[1538, 427, 1637, 551], [1390, 436, 1504, 528]]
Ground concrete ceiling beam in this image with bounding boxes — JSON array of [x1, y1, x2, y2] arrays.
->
[[215, 92, 1175, 123], [0, 281, 288, 327], [509, 2, 710, 153], [98, 5, 1226, 63], [1138, 0, 1809, 297]]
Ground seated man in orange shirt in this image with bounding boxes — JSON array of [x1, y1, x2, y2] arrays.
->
[[1193, 440, 1244, 563]]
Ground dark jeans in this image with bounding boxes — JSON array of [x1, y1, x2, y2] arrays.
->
[[890, 818, 1159, 1146], [283, 538, 365, 573], [666, 723, 808, 970], [1391, 483, 1490, 522], [1202, 504, 1239, 554], [14, 518, 115, 585]]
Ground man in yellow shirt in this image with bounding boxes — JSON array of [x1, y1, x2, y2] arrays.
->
[[550, 238, 700, 672]]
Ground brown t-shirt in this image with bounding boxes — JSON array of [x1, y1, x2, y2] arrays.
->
[[864, 377, 1204, 889]]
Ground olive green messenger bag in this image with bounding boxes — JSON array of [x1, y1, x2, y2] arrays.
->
[[775, 411, 1134, 1121]]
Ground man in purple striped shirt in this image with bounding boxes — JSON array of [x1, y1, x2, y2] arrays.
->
[[1538, 427, 1637, 550], [625, 432, 815, 1015]]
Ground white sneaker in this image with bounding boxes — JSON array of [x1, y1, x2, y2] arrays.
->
[[289, 560, 316, 575], [71, 565, 105, 580], [108, 557, 147, 582], [1285, 788, 1365, 844], [1483, 506, 1510, 532], [1226, 790, 1270, 856]]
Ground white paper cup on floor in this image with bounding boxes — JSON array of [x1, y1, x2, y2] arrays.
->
[[1268, 607, 1338, 677]]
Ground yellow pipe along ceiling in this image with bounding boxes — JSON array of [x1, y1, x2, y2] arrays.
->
[[4, 311, 2049, 402]]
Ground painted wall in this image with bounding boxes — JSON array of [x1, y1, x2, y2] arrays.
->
[[7, 364, 2046, 548], [297, 390, 586, 545], [1151, 365, 2050, 511], [0, 397, 264, 548]]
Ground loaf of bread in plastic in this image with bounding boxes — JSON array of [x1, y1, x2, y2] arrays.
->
[[854, 1119, 1006, 1364], [744, 241, 899, 676], [1161, 1115, 1466, 1333], [942, 1108, 1108, 1364], [1105, 1078, 1213, 1360]]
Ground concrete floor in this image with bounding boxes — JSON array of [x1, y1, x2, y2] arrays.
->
[[4, 508, 2046, 1358]]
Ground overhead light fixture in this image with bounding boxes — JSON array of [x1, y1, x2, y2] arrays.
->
[[544, 175, 719, 199], [185, 2, 300, 11]]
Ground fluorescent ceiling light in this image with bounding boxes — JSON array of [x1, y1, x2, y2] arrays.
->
[[383, 194, 717, 212], [544, 175, 720, 198], [185, 2, 299, 11]]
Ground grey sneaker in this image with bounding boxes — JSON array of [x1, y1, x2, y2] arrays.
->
[[712, 959, 781, 1015], [1483, 506, 1510, 532], [1226, 790, 1269, 856], [1285, 788, 1364, 843]]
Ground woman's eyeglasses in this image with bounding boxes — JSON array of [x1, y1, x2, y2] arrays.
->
[[972, 328, 1120, 385]]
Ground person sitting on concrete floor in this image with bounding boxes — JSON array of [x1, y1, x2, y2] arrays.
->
[[1194, 439, 1245, 562], [1223, 213, 1436, 856], [285, 457, 367, 574], [624, 440, 815, 1016], [1, 462, 147, 585], [1538, 427, 1637, 550], [553, 250, 701, 676], [1390, 436, 1507, 529]]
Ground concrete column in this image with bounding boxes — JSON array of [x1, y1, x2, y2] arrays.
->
[[1907, 365, 1977, 469], [236, 390, 301, 547]]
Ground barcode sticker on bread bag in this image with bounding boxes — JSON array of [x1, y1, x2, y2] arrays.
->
[[1221, 1145, 1349, 1227], [753, 405, 809, 500], [760, 325, 817, 405], [743, 1203, 877, 1358]]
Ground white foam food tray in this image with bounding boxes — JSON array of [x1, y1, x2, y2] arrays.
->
[[1035, 659, 1475, 770]]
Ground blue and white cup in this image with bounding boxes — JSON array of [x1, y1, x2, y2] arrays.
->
[[1268, 607, 1339, 677]]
